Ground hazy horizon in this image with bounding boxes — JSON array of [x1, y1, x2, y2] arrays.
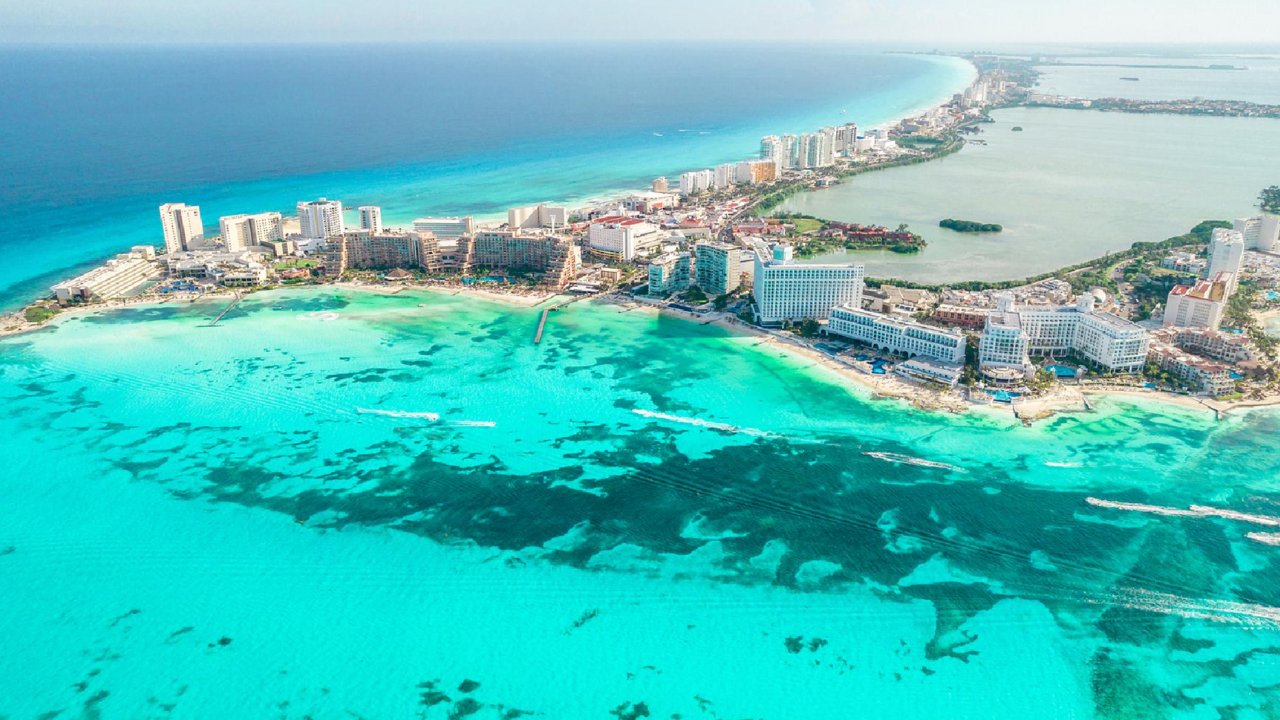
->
[[3, 0, 1279, 46]]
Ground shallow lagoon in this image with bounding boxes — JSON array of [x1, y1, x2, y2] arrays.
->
[[2, 288, 1279, 718], [781, 107, 1280, 283]]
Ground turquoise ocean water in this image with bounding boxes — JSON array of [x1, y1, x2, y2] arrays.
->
[[2, 289, 1279, 717]]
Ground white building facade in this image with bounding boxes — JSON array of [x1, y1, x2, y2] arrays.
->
[[827, 305, 965, 364], [1234, 215, 1280, 253], [159, 203, 204, 254], [358, 206, 383, 233], [980, 294, 1150, 375], [219, 212, 283, 252], [412, 216, 474, 239], [298, 198, 345, 240], [51, 251, 159, 303], [586, 217, 662, 261], [1208, 228, 1245, 292], [508, 204, 568, 230], [752, 244, 864, 325]]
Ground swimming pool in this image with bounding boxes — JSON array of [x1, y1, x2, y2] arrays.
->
[[1045, 364, 1078, 378]]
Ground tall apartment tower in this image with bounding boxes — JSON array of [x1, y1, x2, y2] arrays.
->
[[159, 203, 204, 254], [1207, 228, 1245, 293], [358, 206, 383, 233], [298, 198, 345, 239]]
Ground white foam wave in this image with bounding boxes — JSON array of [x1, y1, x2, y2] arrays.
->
[[864, 451, 966, 473], [1044, 461, 1081, 468], [452, 421, 497, 427], [632, 409, 778, 438], [356, 408, 440, 421], [1247, 532, 1280, 546], [1086, 498, 1280, 527]]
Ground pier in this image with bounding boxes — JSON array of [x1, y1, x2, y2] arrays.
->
[[202, 292, 242, 327], [533, 297, 586, 344]]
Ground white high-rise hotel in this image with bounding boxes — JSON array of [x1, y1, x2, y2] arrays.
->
[[752, 244, 864, 325], [1233, 215, 1280, 253], [219, 212, 283, 252], [1207, 227, 1244, 293], [358, 206, 383, 233], [298, 198, 345, 240], [159, 203, 204, 254]]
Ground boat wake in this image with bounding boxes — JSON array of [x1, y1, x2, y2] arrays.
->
[[1247, 532, 1280, 546], [1085, 498, 1280, 527], [452, 420, 497, 428], [864, 451, 966, 473], [1098, 587, 1280, 627], [631, 409, 778, 438]]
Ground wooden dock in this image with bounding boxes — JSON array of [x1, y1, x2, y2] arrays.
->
[[533, 296, 585, 344], [202, 293, 242, 327]]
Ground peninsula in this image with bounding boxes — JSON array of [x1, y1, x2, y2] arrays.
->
[[5, 54, 1279, 425]]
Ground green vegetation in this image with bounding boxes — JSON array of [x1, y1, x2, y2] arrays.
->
[[790, 218, 826, 234], [940, 218, 1003, 233], [24, 305, 60, 324], [1260, 185, 1280, 213], [896, 134, 946, 149], [274, 259, 317, 270], [798, 318, 821, 338], [682, 287, 709, 305], [867, 220, 1231, 292]]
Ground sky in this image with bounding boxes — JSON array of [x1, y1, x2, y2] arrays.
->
[[2, 0, 1279, 45]]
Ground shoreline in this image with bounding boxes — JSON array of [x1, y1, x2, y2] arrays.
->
[[6, 282, 1275, 423]]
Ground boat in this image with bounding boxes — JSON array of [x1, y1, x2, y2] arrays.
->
[[1120, 76, 1140, 81], [1011, 126, 1024, 132]]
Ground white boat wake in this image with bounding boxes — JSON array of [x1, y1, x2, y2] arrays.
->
[[864, 451, 966, 473], [1085, 498, 1280, 527], [631, 409, 779, 438]]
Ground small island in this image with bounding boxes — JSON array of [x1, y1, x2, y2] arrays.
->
[[940, 218, 1003, 233], [1261, 185, 1280, 213]]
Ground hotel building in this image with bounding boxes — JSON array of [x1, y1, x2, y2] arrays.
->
[[1147, 342, 1234, 396], [459, 231, 580, 288], [586, 216, 663, 261], [827, 305, 966, 364], [219, 212, 283, 252], [297, 198, 345, 240], [358, 206, 383, 233], [52, 250, 159, 303], [979, 294, 1150, 376], [508, 204, 569, 230], [752, 244, 864, 325], [1233, 215, 1280, 253], [412, 216, 474, 239], [1207, 228, 1245, 293], [1164, 274, 1230, 330], [694, 242, 741, 296], [159, 203, 204, 254], [648, 252, 692, 295]]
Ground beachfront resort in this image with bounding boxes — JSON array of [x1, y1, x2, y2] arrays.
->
[[12, 57, 1280, 418]]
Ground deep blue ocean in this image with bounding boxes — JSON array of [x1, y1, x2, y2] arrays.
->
[[0, 43, 972, 307]]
